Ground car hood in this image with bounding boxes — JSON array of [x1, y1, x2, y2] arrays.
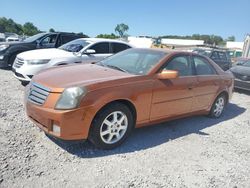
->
[[230, 66, 250, 76], [17, 48, 75, 60], [0, 41, 28, 45], [32, 64, 134, 92]]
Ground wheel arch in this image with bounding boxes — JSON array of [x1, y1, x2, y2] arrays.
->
[[216, 90, 229, 104], [88, 99, 137, 136], [95, 99, 137, 124]]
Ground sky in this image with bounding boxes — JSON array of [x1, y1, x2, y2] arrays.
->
[[1, 0, 249, 41]]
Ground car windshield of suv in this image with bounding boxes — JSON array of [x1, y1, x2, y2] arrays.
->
[[59, 39, 90, 52], [193, 49, 212, 57], [97, 49, 167, 75], [24, 33, 47, 42]]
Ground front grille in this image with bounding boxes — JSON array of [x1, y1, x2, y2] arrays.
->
[[233, 72, 250, 81], [13, 57, 25, 68], [28, 83, 50, 105]]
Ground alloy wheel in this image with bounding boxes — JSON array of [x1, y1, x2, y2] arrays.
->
[[100, 111, 128, 144], [213, 97, 225, 117]]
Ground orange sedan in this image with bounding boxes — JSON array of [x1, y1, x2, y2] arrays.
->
[[25, 48, 234, 149]]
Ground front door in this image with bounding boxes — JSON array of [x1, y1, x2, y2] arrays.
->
[[150, 55, 197, 120], [81, 42, 112, 63]]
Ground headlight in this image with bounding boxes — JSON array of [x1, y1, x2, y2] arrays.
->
[[55, 87, 87, 110], [0, 44, 9, 51], [26, 59, 50, 65]]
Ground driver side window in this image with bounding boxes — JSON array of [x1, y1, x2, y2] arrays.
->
[[163, 56, 193, 77], [40, 34, 57, 47]]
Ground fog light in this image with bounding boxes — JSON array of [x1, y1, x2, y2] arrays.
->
[[0, 56, 4, 60], [52, 124, 61, 134]]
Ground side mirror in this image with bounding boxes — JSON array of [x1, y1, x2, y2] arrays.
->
[[83, 49, 96, 54], [157, 70, 178, 80]]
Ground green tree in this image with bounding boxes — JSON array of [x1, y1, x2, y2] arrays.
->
[[76, 32, 89, 38], [49, 28, 55, 32], [115, 23, 129, 38], [96, 33, 119, 39], [226, 36, 235, 42], [22, 22, 39, 36], [0, 17, 23, 35]]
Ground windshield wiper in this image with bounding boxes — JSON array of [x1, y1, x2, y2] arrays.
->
[[105, 64, 128, 73]]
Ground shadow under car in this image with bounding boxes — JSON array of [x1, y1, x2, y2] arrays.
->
[[46, 103, 246, 158]]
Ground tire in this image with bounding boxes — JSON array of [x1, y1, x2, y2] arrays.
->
[[21, 81, 29, 87], [209, 94, 226, 118], [89, 102, 134, 149]]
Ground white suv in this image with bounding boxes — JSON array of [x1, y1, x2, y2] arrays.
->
[[12, 38, 132, 84]]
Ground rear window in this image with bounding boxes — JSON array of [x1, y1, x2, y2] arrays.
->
[[111, 43, 131, 53], [194, 56, 216, 75], [193, 49, 212, 57]]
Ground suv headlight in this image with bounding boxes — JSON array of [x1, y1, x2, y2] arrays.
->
[[55, 87, 87, 110], [26, 59, 50, 65], [0, 44, 9, 51]]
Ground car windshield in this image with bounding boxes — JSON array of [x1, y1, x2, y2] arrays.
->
[[97, 49, 167, 75], [59, 39, 90, 52], [24, 33, 47, 42], [193, 49, 212, 57]]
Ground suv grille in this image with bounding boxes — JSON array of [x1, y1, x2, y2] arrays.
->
[[28, 83, 50, 105], [14, 57, 25, 68]]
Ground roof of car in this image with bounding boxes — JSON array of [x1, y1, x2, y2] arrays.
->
[[80, 38, 132, 45]]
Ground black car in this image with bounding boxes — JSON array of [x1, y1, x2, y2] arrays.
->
[[230, 59, 250, 91], [193, 48, 232, 71], [0, 32, 83, 68]]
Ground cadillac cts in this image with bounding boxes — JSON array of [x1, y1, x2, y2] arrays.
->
[[25, 48, 234, 149]]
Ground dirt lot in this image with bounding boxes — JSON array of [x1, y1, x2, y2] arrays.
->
[[0, 69, 250, 188]]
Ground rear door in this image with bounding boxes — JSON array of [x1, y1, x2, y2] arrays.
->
[[57, 34, 78, 47], [191, 55, 221, 111], [150, 54, 197, 120]]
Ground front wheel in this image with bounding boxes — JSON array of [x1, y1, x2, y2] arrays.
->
[[89, 103, 134, 149], [209, 94, 226, 118]]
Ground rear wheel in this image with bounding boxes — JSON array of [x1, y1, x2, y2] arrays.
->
[[89, 103, 134, 149], [209, 94, 226, 118]]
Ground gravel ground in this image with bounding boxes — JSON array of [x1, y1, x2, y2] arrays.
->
[[0, 68, 250, 188]]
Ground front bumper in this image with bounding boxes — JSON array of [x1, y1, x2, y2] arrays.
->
[[234, 79, 250, 91], [0, 54, 9, 68], [12, 62, 47, 81], [25, 90, 96, 140]]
